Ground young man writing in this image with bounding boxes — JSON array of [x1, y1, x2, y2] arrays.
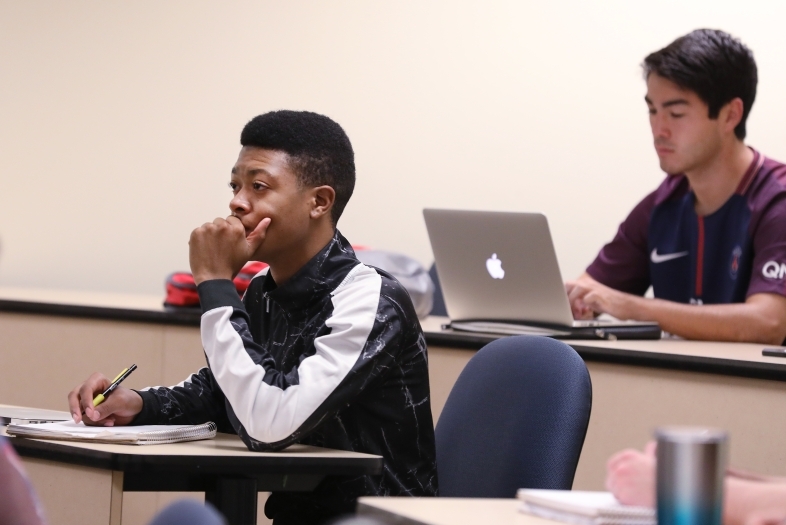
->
[[566, 29, 786, 344], [67, 111, 438, 524]]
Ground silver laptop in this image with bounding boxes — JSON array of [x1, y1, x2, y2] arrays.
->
[[423, 208, 659, 338], [0, 406, 71, 426]]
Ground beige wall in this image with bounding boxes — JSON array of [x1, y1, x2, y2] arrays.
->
[[1, 0, 785, 295]]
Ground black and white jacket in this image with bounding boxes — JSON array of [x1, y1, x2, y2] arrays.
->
[[133, 231, 438, 521]]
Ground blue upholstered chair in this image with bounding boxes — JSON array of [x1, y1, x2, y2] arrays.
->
[[148, 500, 226, 525], [435, 335, 592, 497]]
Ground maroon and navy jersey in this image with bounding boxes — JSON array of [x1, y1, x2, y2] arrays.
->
[[587, 149, 786, 305]]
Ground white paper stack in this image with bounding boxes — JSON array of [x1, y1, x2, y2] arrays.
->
[[7, 420, 217, 445], [517, 489, 655, 525]]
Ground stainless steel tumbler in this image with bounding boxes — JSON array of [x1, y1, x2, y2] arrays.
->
[[656, 427, 728, 525]]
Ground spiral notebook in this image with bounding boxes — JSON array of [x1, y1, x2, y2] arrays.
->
[[517, 489, 655, 525], [6, 420, 217, 445]]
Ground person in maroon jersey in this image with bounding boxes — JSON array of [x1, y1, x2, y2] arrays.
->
[[566, 29, 786, 344]]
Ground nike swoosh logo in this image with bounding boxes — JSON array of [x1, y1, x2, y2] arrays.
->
[[651, 249, 689, 264]]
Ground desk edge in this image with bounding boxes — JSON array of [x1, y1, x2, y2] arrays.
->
[[426, 333, 786, 382], [0, 299, 201, 327], [9, 436, 384, 475]]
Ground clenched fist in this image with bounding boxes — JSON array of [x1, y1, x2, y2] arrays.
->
[[189, 216, 271, 284]]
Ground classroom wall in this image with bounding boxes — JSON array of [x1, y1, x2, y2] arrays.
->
[[1, 0, 785, 296]]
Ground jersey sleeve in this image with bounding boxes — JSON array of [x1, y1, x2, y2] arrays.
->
[[131, 367, 232, 430], [585, 191, 656, 296], [746, 194, 786, 298], [197, 266, 407, 452]]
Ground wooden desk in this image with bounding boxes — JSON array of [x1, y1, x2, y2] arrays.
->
[[2, 288, 786, 495], [4, 422, 382, 525], [357, 497, 545, 525]]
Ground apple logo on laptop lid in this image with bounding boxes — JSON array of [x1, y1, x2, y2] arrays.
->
[[486, 253, 505, 279]]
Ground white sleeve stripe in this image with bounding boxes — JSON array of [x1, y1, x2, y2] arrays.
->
[[171, 368, 207, 389], [201, 263, 382, 443], [251, 267, 269, 281], [241, 268, 269, 301], [138, 368, 207, 391]]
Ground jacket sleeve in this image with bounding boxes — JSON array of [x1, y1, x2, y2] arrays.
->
[[131, 366, 232, 430], [198, 266, 407, 451], [747, 192, 786, 298]]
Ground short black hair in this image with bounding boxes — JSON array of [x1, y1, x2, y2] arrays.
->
[[643, 29, 757, 140], [240, 110, 355, 224]]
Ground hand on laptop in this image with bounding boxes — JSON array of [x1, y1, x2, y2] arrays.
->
[[566, 273, 639, 321], [566, 280, 596, 319]]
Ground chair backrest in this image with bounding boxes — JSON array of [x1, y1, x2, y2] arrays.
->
[[435, 335, 592, 497]]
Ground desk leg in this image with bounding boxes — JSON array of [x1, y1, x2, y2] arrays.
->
[[205, 477, 258, 525], [110, 471, 124, 525]]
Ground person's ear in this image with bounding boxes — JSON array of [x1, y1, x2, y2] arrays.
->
[[310, 185, 336, 220], [722, 97, 745, 136]]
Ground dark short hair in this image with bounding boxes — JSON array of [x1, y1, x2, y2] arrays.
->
[[240, 110, 355, 224], [643, 29, 757, 140]]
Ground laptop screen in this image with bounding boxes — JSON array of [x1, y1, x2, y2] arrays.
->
[[423, 208, 575, 327]]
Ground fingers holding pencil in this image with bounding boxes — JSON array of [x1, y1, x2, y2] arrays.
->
[[86, 387, 143, 426], [68, 372, 110, 424], [67, 369, 144, 426]]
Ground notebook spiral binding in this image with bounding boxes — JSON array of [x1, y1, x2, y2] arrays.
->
[[137, 422, 217, 444]]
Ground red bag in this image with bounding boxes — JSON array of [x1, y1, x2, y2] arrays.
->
[[165, 245, 366, 307], [234, 261, 269, 294], [164, 261, 269, 307], [164, 272, 199, 307]]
